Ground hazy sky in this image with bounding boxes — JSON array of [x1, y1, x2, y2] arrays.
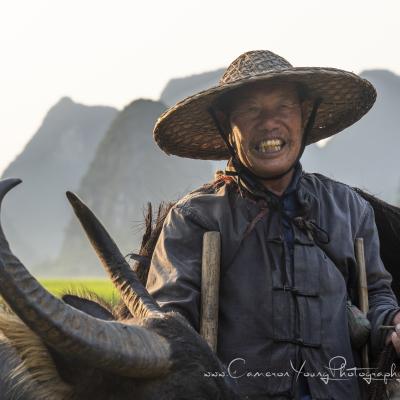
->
[[1, 0, 399, 175]]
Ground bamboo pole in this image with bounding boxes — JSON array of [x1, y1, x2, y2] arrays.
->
[[355, 237, 369, 369], [200, 231, 221, 353]]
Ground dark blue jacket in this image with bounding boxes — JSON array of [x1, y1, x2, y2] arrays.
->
[[146, 165, 399, 399]]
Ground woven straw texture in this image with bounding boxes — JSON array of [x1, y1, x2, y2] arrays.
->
[[154, 50, 376, 160]]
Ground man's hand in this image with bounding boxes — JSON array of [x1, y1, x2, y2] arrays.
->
[[386, 311, 400, 354]]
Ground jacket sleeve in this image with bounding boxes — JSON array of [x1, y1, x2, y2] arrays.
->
[[359, 202, 400, 357], [146, 204, 209, 332]]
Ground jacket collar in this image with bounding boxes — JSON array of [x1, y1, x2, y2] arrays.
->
[[225, 158, 304, 202], [225, 160, 323, 245]]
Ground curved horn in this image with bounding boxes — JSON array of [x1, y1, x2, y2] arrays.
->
[[66, 191, 162, 319], [0, 179, 171, 377], [0, 179, 22, 252]]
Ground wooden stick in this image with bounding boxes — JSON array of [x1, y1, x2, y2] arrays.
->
[[200, 231, 221, 353], [355, 237, 369, 369], [379, 325, 396, 330]]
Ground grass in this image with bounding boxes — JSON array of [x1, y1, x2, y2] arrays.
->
[[0, 279, 121, 308], [40, 279, 120, 305]]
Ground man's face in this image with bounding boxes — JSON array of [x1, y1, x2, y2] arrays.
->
[[226, 82, 308, 178]]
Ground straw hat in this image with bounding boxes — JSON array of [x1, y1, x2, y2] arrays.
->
[[153, 50, 376, 160]]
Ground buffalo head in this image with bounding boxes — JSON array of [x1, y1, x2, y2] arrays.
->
[[0, 179, 238, 400]]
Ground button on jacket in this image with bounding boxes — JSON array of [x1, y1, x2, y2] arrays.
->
[[146, 165, 400, 399]]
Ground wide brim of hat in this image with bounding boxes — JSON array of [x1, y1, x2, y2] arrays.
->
[[154, 67, 376, 160]]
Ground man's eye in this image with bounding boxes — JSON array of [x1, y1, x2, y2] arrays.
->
[[232, 106, 259, 117], [245, 106, 260, 114], [280, 103, 297, 110]]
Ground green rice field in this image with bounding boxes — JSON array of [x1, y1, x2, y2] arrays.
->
[[40, 279, 120, 305], [0, 279, 121, 308]]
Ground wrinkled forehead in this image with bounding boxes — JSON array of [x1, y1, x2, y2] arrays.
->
[[216, 80, 304, 114], [233, 81, 300, 105]]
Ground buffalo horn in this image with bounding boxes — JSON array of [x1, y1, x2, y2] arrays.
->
[[66, 191, 162, 319], [0, 179, 171, 377]]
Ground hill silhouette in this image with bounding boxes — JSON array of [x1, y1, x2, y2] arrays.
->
[[1, 97, 117, 265], [160, 68, 224, 106], [47, 99, 213, 276]]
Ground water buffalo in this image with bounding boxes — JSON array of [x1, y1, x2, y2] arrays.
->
[[0, 178, 238, 400], [0, 177, 400, 400]]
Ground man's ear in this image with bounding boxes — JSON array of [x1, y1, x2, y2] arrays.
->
[[212, 108, 236, 148], [214, 109, 231, 134]]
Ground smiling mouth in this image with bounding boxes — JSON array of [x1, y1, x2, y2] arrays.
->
[[254, 138, 286, 154]]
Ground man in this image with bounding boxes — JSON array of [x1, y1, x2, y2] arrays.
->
[[146, 50, 400, 399]]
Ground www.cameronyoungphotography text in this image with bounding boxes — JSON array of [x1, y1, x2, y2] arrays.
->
[[203, 356, 399, 384]]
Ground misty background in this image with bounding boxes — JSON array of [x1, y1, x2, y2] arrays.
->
[[1, 1, 399, 276]]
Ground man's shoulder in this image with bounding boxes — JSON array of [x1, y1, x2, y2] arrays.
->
[[301, 171, 370, 214], [169, 178, 237, 228], [159, 178, 241, 231], [174, 179, 234, 211]]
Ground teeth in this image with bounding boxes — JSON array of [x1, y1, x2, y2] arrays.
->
[[258, 139, 284, 153]]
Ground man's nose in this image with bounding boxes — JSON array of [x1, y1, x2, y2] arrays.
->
[[256, 108, 281, 130]]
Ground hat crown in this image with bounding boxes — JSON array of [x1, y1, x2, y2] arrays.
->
[[220, 50, 293, 85]]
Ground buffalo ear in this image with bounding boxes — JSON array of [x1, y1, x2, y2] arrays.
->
[[62, 294, 115, 321]]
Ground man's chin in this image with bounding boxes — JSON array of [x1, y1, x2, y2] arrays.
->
[[247, 159, 294, 179]]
